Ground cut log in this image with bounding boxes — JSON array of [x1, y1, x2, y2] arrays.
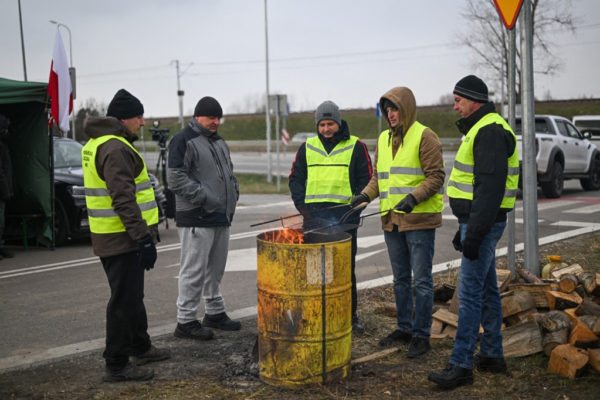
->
[[541, 310, 572, 332], [548, 344, 589, 379], [502, 320, 543, 358], [578, 271, 597, 296], [569, 318, 600, 349], [575, 298, 600, 317], [588, 348, 600, 374], [502, 290, 536, 318], [545, 290, 583, 310], [508, 283, 552, 309], [430, 332, 448, 340], [442, 324, 457, 339], [563, 308, 579, 324], [505, 308, 537, 327], [448, 284, 460, 314], [496, 268, 512, 292], [558, 273, 579, 294], [433, 283, 455, 303], [432, 308, 458, 328], [431, 318, 444, 335], [518, 268, 543, 284], [542, 328, 569, 357], [550, 263, 584, 280], [579, 315, 600, 336]]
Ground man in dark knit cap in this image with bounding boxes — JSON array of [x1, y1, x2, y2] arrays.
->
[[82, 89, 170, 382], [168, 96, 241, 341], [428, 75, 519, 389]]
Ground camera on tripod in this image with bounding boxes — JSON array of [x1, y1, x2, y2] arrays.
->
[[149, 120, 170, 148]]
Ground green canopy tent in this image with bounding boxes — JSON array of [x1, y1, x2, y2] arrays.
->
[[0, 77, 54, 248]]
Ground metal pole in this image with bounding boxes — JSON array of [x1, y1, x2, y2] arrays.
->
[[520, 0, 540, 276], [275, 95, 281, 192], [174, 60, 184, 128], [507, 27, 517, 279], [18, 0, 27, 81], [264, 0, 272, 183]]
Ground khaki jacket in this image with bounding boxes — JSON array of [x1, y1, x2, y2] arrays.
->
[[361, 86, 445, 232]]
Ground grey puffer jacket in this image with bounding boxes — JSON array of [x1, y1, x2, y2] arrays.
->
[[167, 119, 238, 227]]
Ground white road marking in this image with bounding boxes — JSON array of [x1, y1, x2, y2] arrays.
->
[[567, 204, 600, 214]]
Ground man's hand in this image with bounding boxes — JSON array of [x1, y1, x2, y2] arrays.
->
[[452, 230, 462, 252], [394, 194, 417, 213], [462, 237, 482, 260], [138, 235, 157, 271], [350, 193, 369, 208]]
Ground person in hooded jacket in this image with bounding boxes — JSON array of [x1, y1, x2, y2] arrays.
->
[[82, 89, 170, 382], [168, 96, 241, 341], [351, 87, 445, 357], [289, 100, 372, 334], [428, 75, 518, 389]]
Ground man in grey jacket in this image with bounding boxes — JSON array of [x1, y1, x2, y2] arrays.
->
[[167, 96, 241, 340]]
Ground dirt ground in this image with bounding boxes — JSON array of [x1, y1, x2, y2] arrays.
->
[[1, 232, 600, 400]]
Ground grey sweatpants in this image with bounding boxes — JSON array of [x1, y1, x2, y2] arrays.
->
[[176, 226, 230, 323]]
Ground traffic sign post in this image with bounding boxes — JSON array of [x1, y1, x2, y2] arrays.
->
[[493, 0, 524, 29]]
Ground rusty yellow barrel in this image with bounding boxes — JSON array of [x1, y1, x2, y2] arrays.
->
[[256, 230, 352, 388]]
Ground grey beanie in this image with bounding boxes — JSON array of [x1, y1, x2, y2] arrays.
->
[[315, 100, 341, 127]]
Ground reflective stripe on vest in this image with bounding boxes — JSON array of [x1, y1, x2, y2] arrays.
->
[[376, 121, 444, 215], [305, 135, 358, 204], [82, 135, 159, 234], [446, 112, 520, 208]]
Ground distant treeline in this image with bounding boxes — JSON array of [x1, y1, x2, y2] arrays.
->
[[144, 98, 600, 143]]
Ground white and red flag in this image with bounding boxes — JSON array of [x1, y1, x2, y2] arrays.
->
[[47, 29, 72, 132]]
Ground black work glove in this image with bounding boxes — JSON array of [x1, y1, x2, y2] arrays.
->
[[452, 230, 462, 252], [138, 235, 157, 271], [394, 194, 417, 213], [462, 236, 482, 260], [350, 193, 369, 208]]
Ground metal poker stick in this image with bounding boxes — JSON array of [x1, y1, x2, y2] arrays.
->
[[249, 203, 349, 227]]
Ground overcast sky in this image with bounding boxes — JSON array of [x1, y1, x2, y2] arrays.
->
[[2, 0, 599, 118]]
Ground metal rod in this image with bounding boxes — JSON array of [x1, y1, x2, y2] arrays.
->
[[507, 27, 517, 279], [249, 203, 348, 227], [18, 0, 27, 81]]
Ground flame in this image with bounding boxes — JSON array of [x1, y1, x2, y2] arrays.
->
[[264, 228, 304, 244]]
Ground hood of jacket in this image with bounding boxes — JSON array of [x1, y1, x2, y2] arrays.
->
[[83, 116, 137, 143], [379, 86, 417, 139]]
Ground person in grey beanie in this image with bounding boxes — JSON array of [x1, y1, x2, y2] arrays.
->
[[289, 100, 373, 334], [168, 96, 241, 341]]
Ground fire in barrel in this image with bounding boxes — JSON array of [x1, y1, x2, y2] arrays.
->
[[256, 228, 352, 387]]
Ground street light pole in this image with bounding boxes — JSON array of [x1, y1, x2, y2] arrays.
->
[[49, 20, 76, 140], [18, 0, 27, 81]]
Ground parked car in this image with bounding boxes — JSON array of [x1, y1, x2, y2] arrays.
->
[[53, 137, 167, 245], [291, 132, 317, 143], [514, 115, 600, 198], [573, 115, 600, 146]]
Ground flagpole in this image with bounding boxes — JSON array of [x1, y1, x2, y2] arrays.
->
[[18, 0, 27, 81]]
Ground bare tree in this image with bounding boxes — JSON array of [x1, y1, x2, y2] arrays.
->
[[458, 0, 576, 100]]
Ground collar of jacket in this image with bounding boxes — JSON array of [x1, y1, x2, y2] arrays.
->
[[318, 119, 351, 145], [83, 116, 136, 143], [189, 119, 223, 141], [455, 102, 496, 135]]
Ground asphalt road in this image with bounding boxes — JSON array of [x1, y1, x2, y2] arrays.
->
[[1, 153, 599, 372]]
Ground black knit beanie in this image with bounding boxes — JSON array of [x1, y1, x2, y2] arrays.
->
[[106, 89, 144, 119], [194, 96, 223, 118], [453, 75, 489, 103]]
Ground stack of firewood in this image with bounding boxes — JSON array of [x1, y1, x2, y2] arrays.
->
[[429, 262, 600, 380]]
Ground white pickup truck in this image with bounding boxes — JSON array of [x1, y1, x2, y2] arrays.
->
[[515, 115, 600, 198]]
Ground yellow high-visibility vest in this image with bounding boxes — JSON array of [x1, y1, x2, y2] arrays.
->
[[305, 135, 358, 204], [377, 121, 444, 215], [446, 112, 520, 208], [82, 135, 158, 234]]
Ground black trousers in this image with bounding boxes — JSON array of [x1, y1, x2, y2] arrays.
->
[[101, 250, 151, 370]]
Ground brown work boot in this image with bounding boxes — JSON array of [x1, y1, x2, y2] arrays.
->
[[102, 362, 154, 382]]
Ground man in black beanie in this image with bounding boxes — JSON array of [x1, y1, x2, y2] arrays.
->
[[82, 88, 170, 382], [428, 76, 519, 389], [168, 96, 241, 340]]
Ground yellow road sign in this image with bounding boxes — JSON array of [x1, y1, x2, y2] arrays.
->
[[493, 0, 524, 29]]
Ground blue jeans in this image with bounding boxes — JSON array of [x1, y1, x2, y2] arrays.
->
[[384, 228, 435, 338], [450, 221, 506, 369]]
